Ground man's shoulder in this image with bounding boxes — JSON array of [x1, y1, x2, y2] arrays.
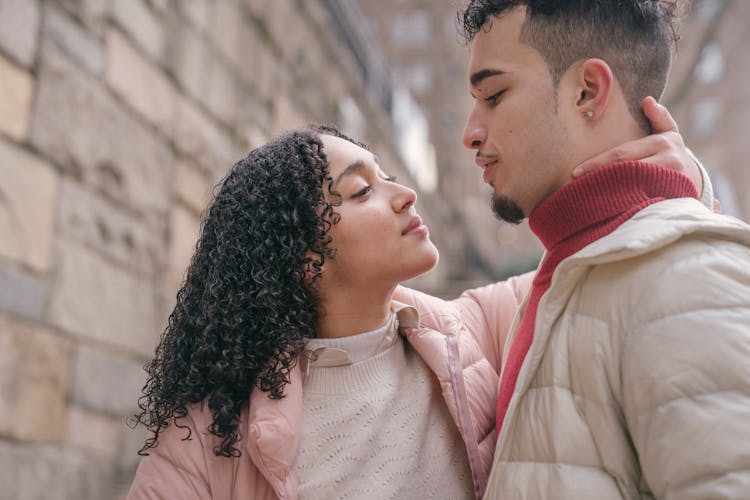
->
[[586, 227, 750, 282], [578, 228, 750, 323], [580, 199, 750, 266]]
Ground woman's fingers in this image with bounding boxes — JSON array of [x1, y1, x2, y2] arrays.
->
[[642, 96, 679, 134], [572, 133, 680, 177], [572, 97, 698, 188]]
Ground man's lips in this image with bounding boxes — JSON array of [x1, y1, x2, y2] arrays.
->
[[475, 155, 498, 185], [402, 215, 428, 236]]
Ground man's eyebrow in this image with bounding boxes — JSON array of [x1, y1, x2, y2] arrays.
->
[[334, 160, 366, 185], [470, 68, 505, 87]]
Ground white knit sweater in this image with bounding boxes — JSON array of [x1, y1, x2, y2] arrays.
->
[[296, 316, 474, 500]]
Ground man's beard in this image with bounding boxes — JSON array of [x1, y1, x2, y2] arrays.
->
[[491, 194, 525, 225]]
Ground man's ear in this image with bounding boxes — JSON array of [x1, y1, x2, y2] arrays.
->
[[576, 58, 614, 121]]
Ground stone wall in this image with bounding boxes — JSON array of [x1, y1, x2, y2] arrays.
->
[[0, 0, 447, 498]]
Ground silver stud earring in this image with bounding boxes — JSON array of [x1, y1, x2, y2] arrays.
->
[[585, 111, 594, 118]]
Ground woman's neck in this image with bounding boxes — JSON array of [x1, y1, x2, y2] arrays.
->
[[316, 285, 395, 339]]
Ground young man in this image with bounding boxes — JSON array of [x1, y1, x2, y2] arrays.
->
[[457, 1, 750, 498]]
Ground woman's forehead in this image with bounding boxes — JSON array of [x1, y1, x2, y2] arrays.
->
[[321, 134, 376, 175]]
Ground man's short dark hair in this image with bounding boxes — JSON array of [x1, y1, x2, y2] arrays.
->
[[459, 0, 681, 131]]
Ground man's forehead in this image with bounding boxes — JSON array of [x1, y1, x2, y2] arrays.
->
[[467, 10, 540, 85]]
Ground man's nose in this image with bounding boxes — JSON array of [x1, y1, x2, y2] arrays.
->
[[463, 118, 486, 150]]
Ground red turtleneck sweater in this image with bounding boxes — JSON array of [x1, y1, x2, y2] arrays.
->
[[495, 161, 698, 436]]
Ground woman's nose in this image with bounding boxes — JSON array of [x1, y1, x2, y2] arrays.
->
[[393, 184, 417, 212]]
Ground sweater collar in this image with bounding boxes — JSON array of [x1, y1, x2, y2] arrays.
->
[[301, 303, 420, 371], [529, 161, 698, 251]]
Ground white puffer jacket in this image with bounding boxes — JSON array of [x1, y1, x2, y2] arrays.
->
[[484, 198, 750, 500]]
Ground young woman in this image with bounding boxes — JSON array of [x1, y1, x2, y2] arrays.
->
[[127, 122, 706, 500]]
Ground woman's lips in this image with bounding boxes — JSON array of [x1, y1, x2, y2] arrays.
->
[[403, 216, 428, 236]]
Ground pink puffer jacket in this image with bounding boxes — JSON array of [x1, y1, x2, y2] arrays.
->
[[126, 273, 533, 500]]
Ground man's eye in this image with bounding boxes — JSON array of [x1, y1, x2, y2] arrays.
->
[[485, 90, 506, 106]]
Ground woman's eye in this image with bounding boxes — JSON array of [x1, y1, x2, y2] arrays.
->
[[352, 185, 372, 198], [485, 90, 506, 106], [384, 175, 397, 183]]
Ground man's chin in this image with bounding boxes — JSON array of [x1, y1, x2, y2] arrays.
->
[[491, 194, 525, 225]]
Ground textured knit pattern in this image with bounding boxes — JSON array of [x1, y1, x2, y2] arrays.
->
[[495, 161, 697, 435], [296, 337, 474, 500]]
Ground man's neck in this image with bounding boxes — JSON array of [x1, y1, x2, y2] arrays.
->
[[529, 161, 699, 251]]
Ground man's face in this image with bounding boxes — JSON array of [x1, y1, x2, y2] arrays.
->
[[463, 7, 576, 223]]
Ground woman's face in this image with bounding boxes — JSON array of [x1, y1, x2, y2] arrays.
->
[[319, 134, 438, 289]]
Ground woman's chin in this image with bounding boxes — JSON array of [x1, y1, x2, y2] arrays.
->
[[406, 245, 440, 281]]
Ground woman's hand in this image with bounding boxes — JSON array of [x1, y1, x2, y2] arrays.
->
[[572, 96, 703, 194]]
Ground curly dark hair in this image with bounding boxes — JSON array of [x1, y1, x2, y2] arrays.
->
[[130, 124, 366, 458], [458, 0, 682, 132]]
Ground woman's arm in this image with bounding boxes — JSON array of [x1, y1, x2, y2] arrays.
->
[[394, 272, 534, 371], [126, 413, 212, 500]]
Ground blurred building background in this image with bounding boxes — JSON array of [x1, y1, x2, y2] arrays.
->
[[0, 0, 746, 498], [354, 0, 545, 295], [663, 0, 750, 220]]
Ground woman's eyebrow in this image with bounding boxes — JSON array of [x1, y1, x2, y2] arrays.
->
[[333, 160, 366, 186]]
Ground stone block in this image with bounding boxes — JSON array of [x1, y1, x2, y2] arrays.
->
[[211, 0, 246, 69], [204, 57, 244, 129], [146, 0, 169, 13], [0, 54, 34, 141], [119, 423, 148, 471], [56, 178, 167, 276], [0, 442, 63, 500], [112, 0, 166, 62], [0, 267, 48, 320], [269, 92, 308, 136], [176, 159, 213, 214], [179, 0, 212, 33], [173, 94, 241, 173], [59, 447, 119, 500], [234, 24, 265, 88], [43, 1, 105, 76], [65, 404, 122, 458], [47, 241, 160, 357], [277, 5, 309, 65], [105, 27, 176, 133], [241, 91, 271, 138], [0, 315, 71, 442], [264, 0, 294, 49], [165, 17, 210, 102], [70, 345, 147, 417], [241, 0, 268, 18], [29, 42, 175, 216], [0, 138, 59, 272], [57, 0, 112, 35], [253, 40, 281, 106], [0, 441, 117, 500], [0, 0, 40, 67], [167, 205, 201, 291], [241, 123, 268, 150]]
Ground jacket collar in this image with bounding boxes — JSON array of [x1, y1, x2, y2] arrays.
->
[[497, 198, 750, 448]]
